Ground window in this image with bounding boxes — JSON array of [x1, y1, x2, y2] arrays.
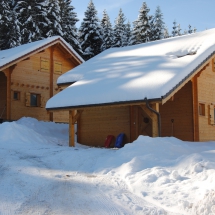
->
[[13, 91, 20, 100], [54, 61, 62, 74], [40, 58, 50, 73], [25, 93, 41, 107], [199, 103, 205, 116]]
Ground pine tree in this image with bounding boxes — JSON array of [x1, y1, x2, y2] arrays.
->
[[193, 27, 197, 33], [177, 24, 181, 36], [0, 0, 21, 49], [124, 21, 132, 46], [172, 20, 178, 37], [188, 25, 193, 34], [163, 26, 169, 38], [130, 2, 151, 45], [150, 6, 164, 41], [59, 0, 82, 56], [184, 29, 188, 35], [112, 8, 127, 47], [14, 0, 49, 44], [79, 0, 103, 60], [101, 10, 113, 51], [46, 0, 63, 37]]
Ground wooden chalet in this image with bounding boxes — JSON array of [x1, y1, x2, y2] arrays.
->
[[46, 29, 215, 146], [0, 37, 84, 122]]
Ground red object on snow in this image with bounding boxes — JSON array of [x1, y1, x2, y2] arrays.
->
[[104, 135, 115, 148]]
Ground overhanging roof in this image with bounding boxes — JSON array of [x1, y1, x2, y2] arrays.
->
[[46, 29, 215, 110], [0, 36, 84, 71]]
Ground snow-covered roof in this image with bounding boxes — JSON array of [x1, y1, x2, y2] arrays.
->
[[0, 36, 84, 71], [46, 29, 215, 110]]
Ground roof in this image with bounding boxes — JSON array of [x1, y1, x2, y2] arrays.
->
[[46, 28, 215, 110], [0, 36, 84, 71]]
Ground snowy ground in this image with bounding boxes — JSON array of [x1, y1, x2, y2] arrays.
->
[[0, 118, 215, 215]]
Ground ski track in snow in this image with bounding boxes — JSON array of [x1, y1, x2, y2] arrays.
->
[[0, 146, 170, 215]]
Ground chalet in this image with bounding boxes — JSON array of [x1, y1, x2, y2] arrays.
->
[[0, 37, 84, 123], [46, 29, 215, 147]]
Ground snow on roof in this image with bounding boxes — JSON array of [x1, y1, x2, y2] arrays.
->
[[47, 29, 215, 109], [0, 36, 84, 70]]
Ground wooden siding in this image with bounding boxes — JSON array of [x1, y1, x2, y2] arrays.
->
[[78, 106, 130, 147], [7, 46, 75, 121], [197, 60, 215, 141], [0, 72, 7, 119], [159, 81, 194, 141]]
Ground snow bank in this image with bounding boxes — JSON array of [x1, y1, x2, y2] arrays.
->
[[0, 118, 215, 215]]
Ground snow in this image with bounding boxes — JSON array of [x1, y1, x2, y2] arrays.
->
[[47, 28, 215, 109], [0, 117, 215, 214], [0, 36, 84, 70]]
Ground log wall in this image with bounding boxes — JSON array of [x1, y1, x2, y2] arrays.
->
[[159, 81, 194, 141], [6, 46, 75, 121], [0, 72, 7, 119], [78, 106, 130, 147], [197, 60, 215, 141]]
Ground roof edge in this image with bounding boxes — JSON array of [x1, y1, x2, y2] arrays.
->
[[46, 98, 162, 111]]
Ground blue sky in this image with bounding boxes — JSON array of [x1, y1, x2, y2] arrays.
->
[[72, 0, 215, 33]]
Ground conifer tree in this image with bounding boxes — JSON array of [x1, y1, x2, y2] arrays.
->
[[112, 8, 127, 47], [130, 2, 151, 45], [46, 0, 63, 37], [124, 21, 132, 46], [59, 0, 82, 56], [177, 24, 181, 36], [188, 25, 193, 34], [14, 0, 49, 44], [150, 6, 164, 41], [193, 27, 197, 33], [0, 0, 21, 49], [163, 26, 169, 38], [101, 10, 113, 51], [184, 29, 188, 35], [172, 20, 178, 37], [79, 0, 103, 60]]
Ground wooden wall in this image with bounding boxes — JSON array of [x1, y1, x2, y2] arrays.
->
[[78, 106, 130, 147], [197, 60, 215, 141], [6, 46, 75, 121], [0, 72, 7, 119], [159, 81, 194, 141]]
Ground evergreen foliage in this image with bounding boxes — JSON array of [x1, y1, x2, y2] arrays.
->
[[14, 0, 49, 44], [177, 24, 181, 36], [112, 8, 127, 47], [124, 21, 132, 46], [130, 2, 151, 45], [46, 0, 63, 37], [101, 10, 114, 51], [188, 25, 193, 34], [79, 0, 103, 60], [172, 20, 178, 37], [163, 26, 169, 38], [59, 0, 82, 56], [150, 6, 164, 41], [0, 0, 21, 49]]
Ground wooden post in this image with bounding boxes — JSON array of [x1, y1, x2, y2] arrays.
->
[[6, 67, 15, 121], [140, 104, 159, 137], [191, 76, 199, 141], [69, 110, 75, 147], [49, 46, 54, 121]]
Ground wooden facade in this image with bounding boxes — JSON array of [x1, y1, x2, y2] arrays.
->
[[60, 54, 215, 147], [0, 40, 82, 122]]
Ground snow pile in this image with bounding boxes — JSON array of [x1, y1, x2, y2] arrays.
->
[[47, 28, 215, 109], [0, 118, 215, 215]]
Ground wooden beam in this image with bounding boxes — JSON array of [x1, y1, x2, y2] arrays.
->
[[6, 66, 15, 120], [191, 76, 199, 141], [72, 110, 83, 125], [69, 110, 75, 147], [49, 46, 55, 121], [140, 104, 159, 137]]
